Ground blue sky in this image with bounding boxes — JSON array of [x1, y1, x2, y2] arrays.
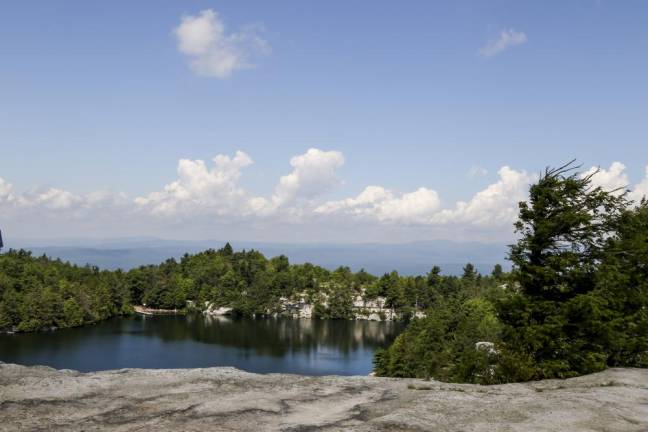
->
[[1, 1, 647, 242]]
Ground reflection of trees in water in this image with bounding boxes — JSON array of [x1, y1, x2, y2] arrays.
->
[[0, 315, 403, 361], [140, 314, 404, 357]]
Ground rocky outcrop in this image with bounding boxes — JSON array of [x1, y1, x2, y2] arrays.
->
[[1, 363, 646, 431], [134, 305, 183, 315], [198, 291, 426, 322], [276, 294, 425, 321], [203, 302, 234, 316], [278, 296, 314, 318]]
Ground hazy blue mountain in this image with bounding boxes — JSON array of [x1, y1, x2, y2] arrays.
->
[[7, 238, 510, 276]]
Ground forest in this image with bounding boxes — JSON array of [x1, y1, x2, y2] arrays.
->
[[374, 162, 648, 382], [1, 162, 646, 383], [0, 243, 505, 331]]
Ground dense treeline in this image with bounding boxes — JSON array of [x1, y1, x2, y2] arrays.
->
[[0, 241, 505, 332], [373, 266, 508, 382], [0, 251, 131, 332], [374, 162, 648, 383]]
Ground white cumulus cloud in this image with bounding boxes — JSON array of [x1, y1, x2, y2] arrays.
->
[[134, 148, 345, 221], [431, 167, 535, 227], [23, 188, 82, 210], [480, 29, 527, 57], [135, 151, 266, 217], [0, 179, 130, 231], [174, 9, 270, 79], [581, 162, 629, 194], [630, 166, 648, 202], [316, 186, 441, 224], [272, 148, 345, 206], [582, 162, 648, 202]]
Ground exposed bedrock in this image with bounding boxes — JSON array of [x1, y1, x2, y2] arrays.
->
[[1, 363, 647, 431]]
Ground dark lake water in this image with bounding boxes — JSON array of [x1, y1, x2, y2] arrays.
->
[[0, 315, 404, 375]]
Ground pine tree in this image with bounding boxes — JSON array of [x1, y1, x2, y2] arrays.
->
[[491, 264, 503, 280], [462, 263, 477, 281], [500, 161, 628, 378]]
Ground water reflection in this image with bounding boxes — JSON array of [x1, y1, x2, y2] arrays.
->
[[141, 314, 401, 356], [0, 315, 403, 375]]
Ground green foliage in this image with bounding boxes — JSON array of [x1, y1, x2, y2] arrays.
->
[[462, 263, 478, 282], [593, 200, 648, 367], [0, 242, 459, 331], [509, 161, 626, 301], [0, 250, 131, 332], [374, 293, 504, 383], [376, 162, 648, 383], [62, 298, 85, 327], [497, 162, 645, 380], [491, 264, 503, 280]]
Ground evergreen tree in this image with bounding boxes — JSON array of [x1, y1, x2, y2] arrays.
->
[[491, 264, 503, 280], [595, 200, 648, 367], [221, 242, 234, 256], [500, 161, 629, 378]]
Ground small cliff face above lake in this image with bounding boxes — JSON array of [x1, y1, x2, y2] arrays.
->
[[1, 363, 647, 432]]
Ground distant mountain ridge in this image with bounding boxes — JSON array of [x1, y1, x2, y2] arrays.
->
[[7, 238, 511, 276]]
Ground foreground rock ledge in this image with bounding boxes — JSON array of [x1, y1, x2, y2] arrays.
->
[[1, 363, 647, 431]]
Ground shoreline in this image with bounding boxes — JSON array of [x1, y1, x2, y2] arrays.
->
[[133, 305, 186, 315], [1, 362, 646, 431], [1, 311, 406, 336]]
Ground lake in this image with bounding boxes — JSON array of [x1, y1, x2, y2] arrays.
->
[[0, 314, 404, 375]]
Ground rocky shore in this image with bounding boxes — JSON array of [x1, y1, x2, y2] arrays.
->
[[202, 293, 425, 321], [1, 363, 647, 431]]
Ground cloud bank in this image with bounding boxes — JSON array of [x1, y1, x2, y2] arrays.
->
[[315, 186, 441, 224], [2, 157, 647, 242]]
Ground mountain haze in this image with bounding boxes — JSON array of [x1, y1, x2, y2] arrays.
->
[[8, 238, 510, 276]]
